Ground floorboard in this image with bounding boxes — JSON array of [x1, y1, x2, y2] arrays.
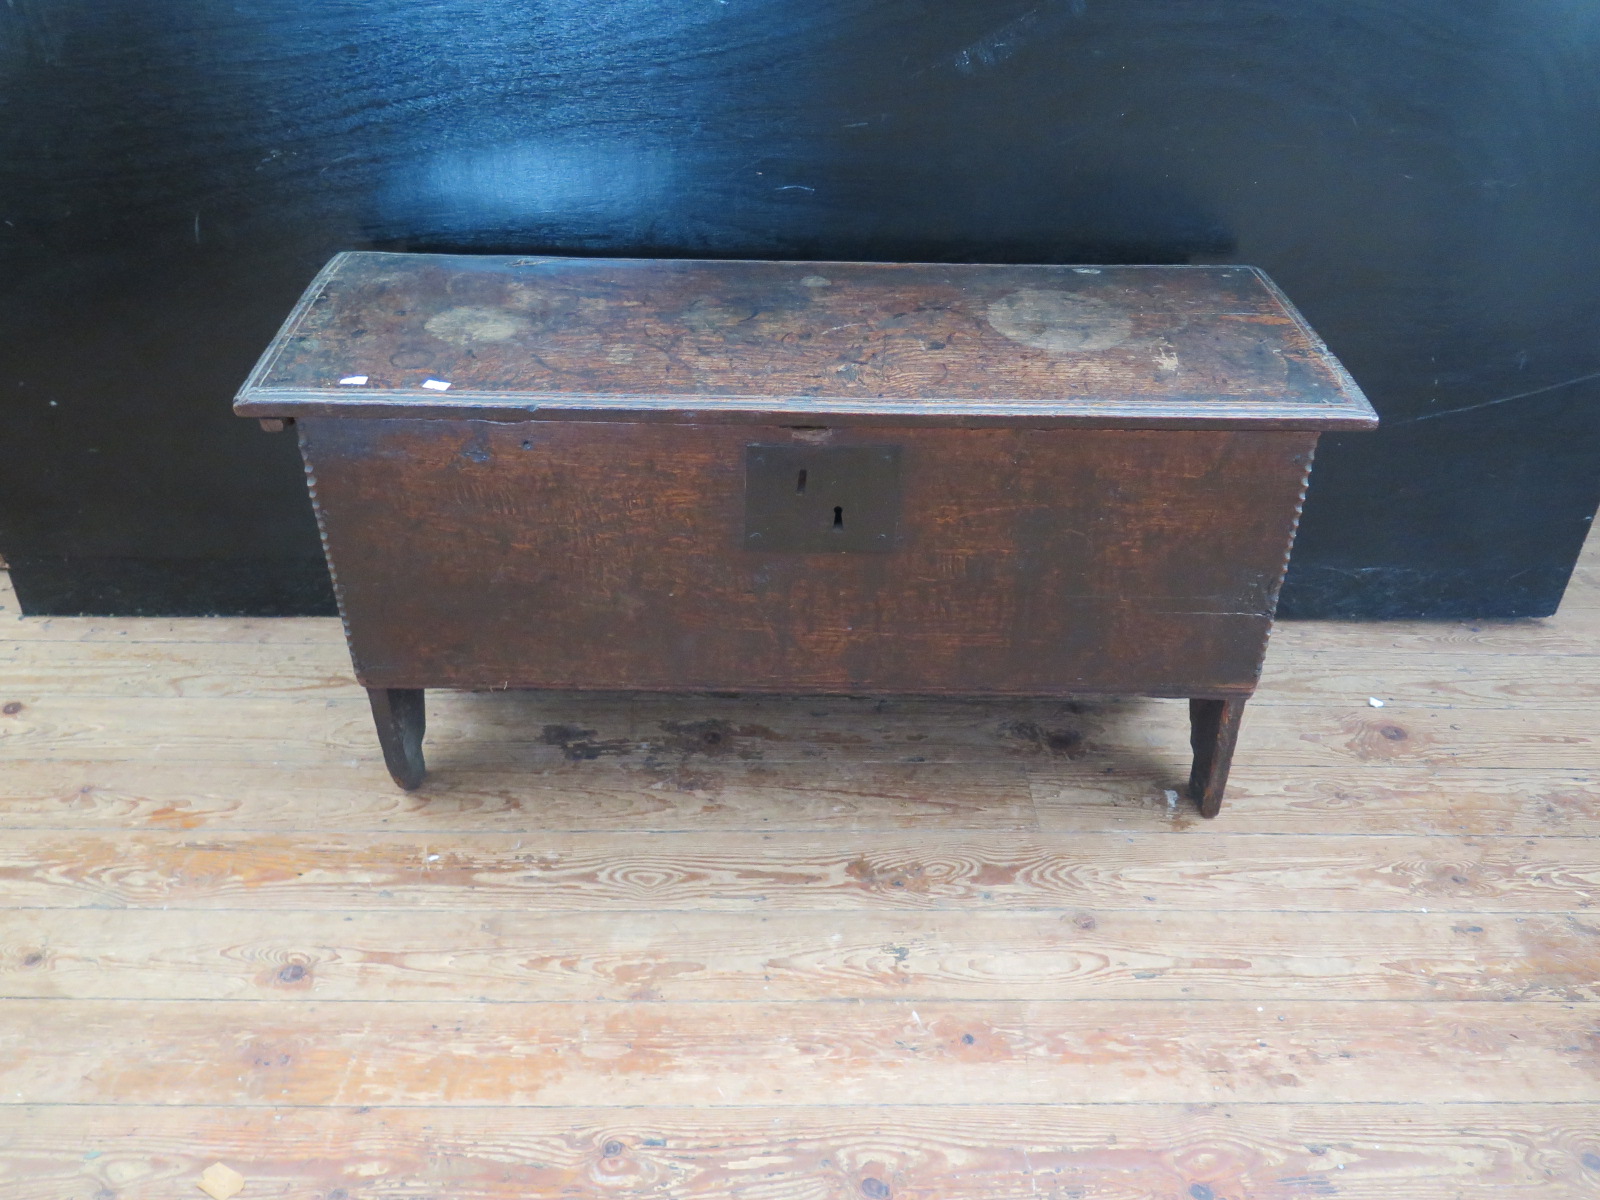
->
[[7, 1103, 1596, 1200], [2, 829, 1599, 912], [5, 908, 1594, 1002], [4, 998, 1595, 1105]]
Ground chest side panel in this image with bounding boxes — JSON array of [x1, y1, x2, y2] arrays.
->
[[300, 419, 1314, 694]]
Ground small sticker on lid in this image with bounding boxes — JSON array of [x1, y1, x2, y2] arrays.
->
[[338, 375, 368, 386], [421, 379, 452, 391]]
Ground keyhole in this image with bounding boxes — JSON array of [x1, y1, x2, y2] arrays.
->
[[832, 505, 844, 529], [796, 469, 807, 494]]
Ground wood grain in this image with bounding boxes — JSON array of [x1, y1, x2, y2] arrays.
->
[[4, 693, 1599, 770], [276, 261, 1356, 788], [8, 637, 1600, 707], [6, 608, 1596, 656], [2, 550, 1599, 1197], [0, 609, 341, 644], [304, 420, 1313, 696], [3, 998, 1594, 1105], [5, 908, 1595, 1002], [2, 759, 1595, 835], [8, 1103, 1597, 1200], [1035, 765, 1600, 836], [1265, 611, 1600, 654], [0, 759, 1039, 832], [1254, 651, 1600, 708], [0, 640, 362, 696], [239, 255, 1377, 428], [2, 830, 1597, 912]]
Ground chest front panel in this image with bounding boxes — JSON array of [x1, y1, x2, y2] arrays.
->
[[302, 418, 1315, 695]]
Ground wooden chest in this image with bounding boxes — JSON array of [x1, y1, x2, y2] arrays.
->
[[237, 253, 1376, 815]]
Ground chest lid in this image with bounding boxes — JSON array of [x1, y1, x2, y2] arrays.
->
[[236, 252, 1376, 430]]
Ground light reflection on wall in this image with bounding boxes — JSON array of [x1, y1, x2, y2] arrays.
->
[[388, 138, 676, 243]]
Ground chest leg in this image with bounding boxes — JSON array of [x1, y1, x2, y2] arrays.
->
[[367, 687, 427, 790], [1188, 696, 1247, 817]]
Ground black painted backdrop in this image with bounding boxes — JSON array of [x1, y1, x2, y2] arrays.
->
[[2, 0, 1597, 617]]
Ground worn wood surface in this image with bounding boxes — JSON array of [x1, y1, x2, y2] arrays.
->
[[8, 639, 1600, 704], [5, 908, 1595, 1002], [236, 255, 1378, 430], [2, 760, 1595, 835], [3, 692, 1597, 770], [303, 420, 1315, 696], [3, 998, 1596, 1105], [6, 1104, 1595, 1200], [1, 540, 1599, 1196], [249, 256, 1378, 799], [3, 829, 1599, 912]]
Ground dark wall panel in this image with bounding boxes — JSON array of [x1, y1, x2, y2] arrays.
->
[[2, 0, 1597, 616]]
